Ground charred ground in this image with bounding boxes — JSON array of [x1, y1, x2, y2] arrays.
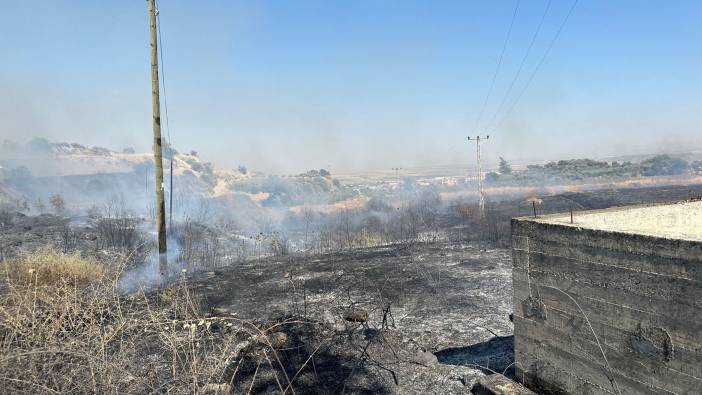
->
[[189, 242, 513, 393], [2, 183, 702, 393]]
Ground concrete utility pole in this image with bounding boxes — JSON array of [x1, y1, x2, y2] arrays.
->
[[467, 135, 489, 219], [148, 0, 167, 273]]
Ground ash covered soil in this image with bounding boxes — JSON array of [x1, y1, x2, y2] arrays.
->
[[189, 242, 514, 394]]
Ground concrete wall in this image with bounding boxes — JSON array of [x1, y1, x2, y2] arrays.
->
[[511, 218, 702, 394]]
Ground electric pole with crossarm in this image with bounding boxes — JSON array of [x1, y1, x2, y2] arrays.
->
[[467, 135, 489, 219]]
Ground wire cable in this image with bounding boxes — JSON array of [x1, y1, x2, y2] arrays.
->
[[155, 0, 175, 228], [471, 0, 521, 133], [155, 0, 172, 146], [491, 0, 578, 132], [484, 0, 553, 131]]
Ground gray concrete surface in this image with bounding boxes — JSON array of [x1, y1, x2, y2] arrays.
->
[[511, 202, 702, 394], [534, 200, 702, 242]]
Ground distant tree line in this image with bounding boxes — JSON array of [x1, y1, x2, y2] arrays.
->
[[486, 155, 695, 185]]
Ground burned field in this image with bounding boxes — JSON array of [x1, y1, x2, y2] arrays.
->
[[2, 183, 702, 393], [0, 207, 515, 393], [0, 231, 513, 393], [188, 242, 513, 394]]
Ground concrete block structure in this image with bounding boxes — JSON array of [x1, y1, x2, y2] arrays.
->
[[511, 201, 702, 394]]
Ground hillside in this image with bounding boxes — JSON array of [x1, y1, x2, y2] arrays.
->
[[0, 138, 351, 216]]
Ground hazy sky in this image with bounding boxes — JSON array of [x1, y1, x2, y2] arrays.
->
[[1, 0, 700, 173]]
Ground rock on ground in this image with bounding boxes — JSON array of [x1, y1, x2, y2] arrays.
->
[[472, 374, 536, 395]]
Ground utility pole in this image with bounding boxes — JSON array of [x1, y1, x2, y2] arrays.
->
[[467, 135, 489, 219], [148, 0, 167, 274]]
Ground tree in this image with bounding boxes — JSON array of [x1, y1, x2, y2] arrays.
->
[[641, 155, 688, 176], [49, 193, 65, 215], [498, 157, 513, 174]]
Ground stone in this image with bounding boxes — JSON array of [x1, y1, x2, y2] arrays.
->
[[471, 374, 535, 395], [343, 308, 369, 323], [410, 350, 438, 368], [200, 383, 231, 394], [268, 331, 288, 348]]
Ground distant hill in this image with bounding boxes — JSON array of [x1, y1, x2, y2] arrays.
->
[[1, 138, 250, 182], [0, 138, 350, 214]]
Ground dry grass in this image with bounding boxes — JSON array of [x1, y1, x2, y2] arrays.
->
[[5, 248, 107, 287], [0, 248, 325, 394]]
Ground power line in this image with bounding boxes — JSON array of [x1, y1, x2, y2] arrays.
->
[[155, 0, 172, 145], [484, 0, 553, 131], [155, 0, 175, 229], [471, 0, 521, 133], [492, 0, 579, 132]]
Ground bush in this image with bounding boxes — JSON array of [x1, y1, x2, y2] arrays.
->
[[170, 219, 225, 268], [95, 216, 143, 252]]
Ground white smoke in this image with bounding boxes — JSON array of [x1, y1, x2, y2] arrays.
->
[[117, 236, 186, 294]]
